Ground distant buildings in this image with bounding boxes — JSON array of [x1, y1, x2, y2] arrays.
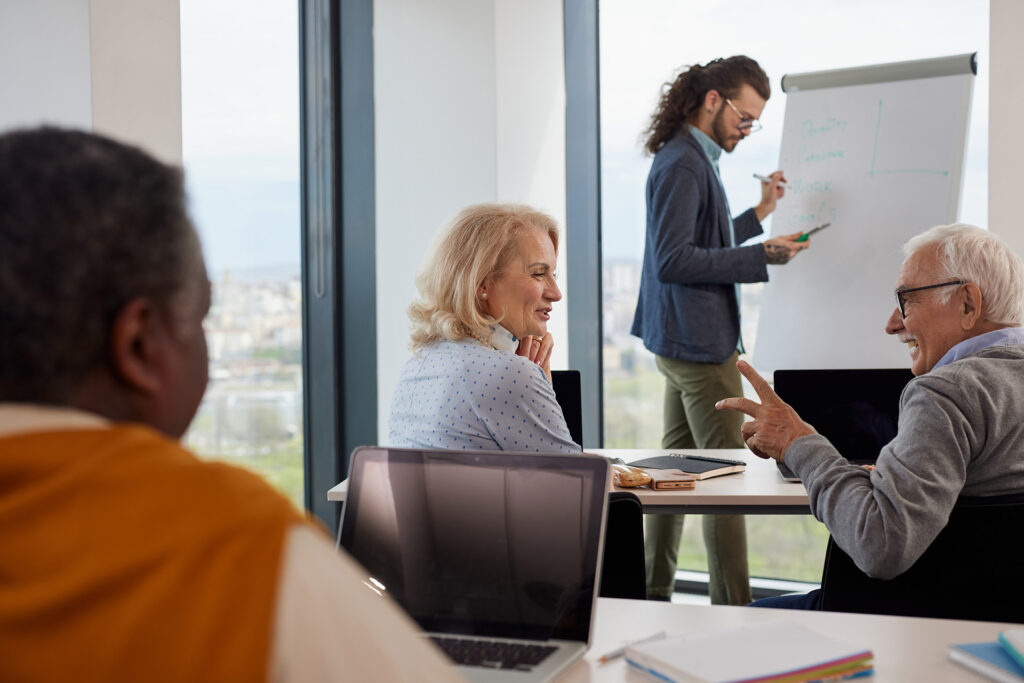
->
[[187, 271, 303, 458]]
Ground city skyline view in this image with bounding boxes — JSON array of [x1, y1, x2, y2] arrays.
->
[[179, 0, 304, 508]]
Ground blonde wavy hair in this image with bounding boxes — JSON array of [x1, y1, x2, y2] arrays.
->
[[408, 203, 559, 351]]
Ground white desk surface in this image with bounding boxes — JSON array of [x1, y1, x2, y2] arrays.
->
[[595, 448, 808, 514], [563, 598, 1007, 682], [327, 449, 809, 513]]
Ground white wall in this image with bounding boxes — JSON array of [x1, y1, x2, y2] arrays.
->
[[90, 0, 182, 164], [0, 0, 93, 131], [374, 0, 568, 442], [989, 0, 1023, 256], [0, 0, 181, 163], [494, 0, 568, 354]]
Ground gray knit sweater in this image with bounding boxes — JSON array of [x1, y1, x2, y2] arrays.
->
[[786, 344, 1024, 579]]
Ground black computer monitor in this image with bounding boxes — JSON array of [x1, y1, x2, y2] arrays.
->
[[773, 368, 915, 464]]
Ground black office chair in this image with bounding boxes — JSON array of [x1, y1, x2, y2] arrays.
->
[[818, 493, 1024, 623], [599, 491, 647, 600], [550, 371, 645, 598], [550, 369, 583, 448]]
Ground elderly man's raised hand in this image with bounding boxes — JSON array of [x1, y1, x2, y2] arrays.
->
[[714, 360, 816, 462]]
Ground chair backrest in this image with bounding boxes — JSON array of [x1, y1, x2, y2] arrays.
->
[[551, 369, 583, 448], [818, 494, 1024, 622], [599, 491, 647, 600]]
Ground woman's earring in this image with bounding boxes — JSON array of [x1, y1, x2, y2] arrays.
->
[[480, 292, 488, 299]]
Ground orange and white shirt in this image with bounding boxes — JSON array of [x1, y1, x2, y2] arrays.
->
[[0, 404, 461, 682]]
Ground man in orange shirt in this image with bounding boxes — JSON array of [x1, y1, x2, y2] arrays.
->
[[0, 127, 459, 682]]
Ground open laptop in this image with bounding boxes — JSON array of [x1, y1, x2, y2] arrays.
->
[[338, 446, 609, 682], [773, 369, 914, 481]]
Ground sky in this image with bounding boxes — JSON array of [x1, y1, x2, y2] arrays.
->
[[599, 0, 990, 262], [180, 0, 301, 277]]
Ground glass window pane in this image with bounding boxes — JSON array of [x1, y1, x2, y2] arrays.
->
[[179, 1, 304, 509], [599, 0, 988, 581]]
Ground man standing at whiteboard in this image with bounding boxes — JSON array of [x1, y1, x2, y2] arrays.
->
[[631, 55, 809, 604]]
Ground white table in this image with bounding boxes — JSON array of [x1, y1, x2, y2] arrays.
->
[[328, 449, 810, 515], [596, 448, 809, 515], [562, 598, 1008, 682]]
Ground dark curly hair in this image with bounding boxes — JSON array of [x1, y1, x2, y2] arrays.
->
[[0, 127, 202, 403], [643, 56, 770, 155]]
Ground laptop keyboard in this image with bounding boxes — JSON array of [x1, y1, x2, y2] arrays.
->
[[429, 636, 557, 670]]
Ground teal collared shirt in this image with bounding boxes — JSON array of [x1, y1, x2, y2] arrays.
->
[[688, 124, 722, 166], [688, 124, 743, 351], [687, 124, 734, 245], [688, 125, 724, 197]]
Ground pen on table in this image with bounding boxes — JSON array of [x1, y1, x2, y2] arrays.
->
[[796, 222, 831, 242], [598, 630, 667, 664], [753, 173, 791, 189]]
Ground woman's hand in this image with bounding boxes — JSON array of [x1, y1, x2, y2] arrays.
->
[[516, 333, 554, 384]]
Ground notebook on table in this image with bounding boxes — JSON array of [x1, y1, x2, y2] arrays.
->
[[338, 446, 609, 682], [773, 369, 914, 482], [948, 641, 1024, 681], [625, 620, 873, 683], [626, 454, 745, 480]]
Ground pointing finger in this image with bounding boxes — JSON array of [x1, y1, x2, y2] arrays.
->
[[735, 360, 778, 403]]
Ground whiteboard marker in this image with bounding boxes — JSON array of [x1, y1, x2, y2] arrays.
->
[[753, 173, 791, 189], [796, 222, 830, 242]]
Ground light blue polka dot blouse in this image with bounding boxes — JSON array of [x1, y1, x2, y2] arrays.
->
[[388, 327, 581, 453]]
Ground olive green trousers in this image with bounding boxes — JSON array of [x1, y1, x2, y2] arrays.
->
[[646, 353, 752, 605]]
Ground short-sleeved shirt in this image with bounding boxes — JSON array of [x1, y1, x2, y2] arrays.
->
[[388, 331, 580, 453]]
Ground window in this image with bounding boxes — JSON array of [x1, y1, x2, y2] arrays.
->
[[179, 1, 304, 508], [599, 0, 988, 582]]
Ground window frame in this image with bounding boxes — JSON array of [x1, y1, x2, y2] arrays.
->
[[300, 0, 377, 534], [564, 0, 605, 448], [301, 0, 602, 530]]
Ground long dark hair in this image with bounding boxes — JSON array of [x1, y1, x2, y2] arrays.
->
[[643, 56, 770, 155]]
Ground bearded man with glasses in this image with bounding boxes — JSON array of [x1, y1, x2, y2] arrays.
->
[[716, 224, 1024, 609], [631, 55, 809, 605]]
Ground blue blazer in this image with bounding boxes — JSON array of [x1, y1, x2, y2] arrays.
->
[[631, 131, 768, 363]]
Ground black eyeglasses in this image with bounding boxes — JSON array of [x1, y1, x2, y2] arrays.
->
[[894, 280, 965, 318]]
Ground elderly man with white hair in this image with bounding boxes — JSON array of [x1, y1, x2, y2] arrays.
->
[[716, 223, 1024, 608]]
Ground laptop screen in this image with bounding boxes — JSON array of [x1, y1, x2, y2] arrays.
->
[[338, 447, 608, 643], [773, 369, 914, 463]]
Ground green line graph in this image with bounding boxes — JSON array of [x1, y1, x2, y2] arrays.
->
[[870, 99, 949, 177]]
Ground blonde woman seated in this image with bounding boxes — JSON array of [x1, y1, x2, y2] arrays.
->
[[389, 203, 580, 452]]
